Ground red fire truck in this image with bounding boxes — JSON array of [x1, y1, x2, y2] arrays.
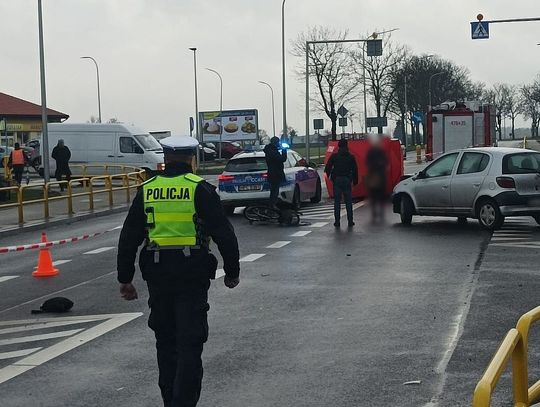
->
[[426, 101, 496, 161]]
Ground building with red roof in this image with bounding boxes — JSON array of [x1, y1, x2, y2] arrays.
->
[[0, 92, 69, 145]]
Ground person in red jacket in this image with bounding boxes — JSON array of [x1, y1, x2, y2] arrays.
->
[[8, 143, 27, 186]]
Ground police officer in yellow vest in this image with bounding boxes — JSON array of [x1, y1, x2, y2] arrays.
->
[[117, 136, 240, 407]]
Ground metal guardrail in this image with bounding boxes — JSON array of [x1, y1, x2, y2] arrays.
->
[[0, 165, 145, 224], [473, 306, 540, 407]]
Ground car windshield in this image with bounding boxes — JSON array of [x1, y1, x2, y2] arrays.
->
[[225, 157, 267, 172], [134, 134, 162, 151], [502, 153, 540, 174]]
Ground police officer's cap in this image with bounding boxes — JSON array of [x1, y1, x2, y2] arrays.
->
[[160, 136, 199, 156]]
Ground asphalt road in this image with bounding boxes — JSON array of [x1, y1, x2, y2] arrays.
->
[[6, 189, 529, 407]]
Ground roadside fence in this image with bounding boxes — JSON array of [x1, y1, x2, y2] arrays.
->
[[0, 164, 145, 224], [473, 305, 540, 406]]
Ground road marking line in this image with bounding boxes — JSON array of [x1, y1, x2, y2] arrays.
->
[[240, 254, 266, 262], [0, 319, 97, 335], [491, 237, 531, 241], [109, 225, 123, 231], [310, 222, 329, 228], [52, 259, 72, 266], [215, 269, 225, 279], [83, 247, 115, 255], [0, 276, 18, 284], [291, 231, 312, 237], [266, 241, 291, 249], [491, 243, 540, 249], [0, 348, 42, 360], [0, 271, 115, 315], [0, 329, 84, 346], [0, 313, 142, 385]]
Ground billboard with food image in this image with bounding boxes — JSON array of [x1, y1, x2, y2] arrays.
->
[[200, 109, 258, 141]]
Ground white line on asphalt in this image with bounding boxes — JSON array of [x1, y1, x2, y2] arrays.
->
[[109, 225, 123, 231], [0, 329, 84, 346], [493, 232, 533, 236], [310, 222, 329, 228], [83, 247, 115, 255], [0, 319, 97, 335], [52, 259, 72, 266], [240, 254, 266, 262], [0, 271, 115, 315], [80, 199, 103, 203], [491, 237, 531, 241], [0, 276, 18, 284], [290, 231, 312, 237], [0, 348, 42, 360], [215, 269, 225, 279], [266, 241, 291, 249], [0, 313, 142, 385], [491, 243, 540, 249]]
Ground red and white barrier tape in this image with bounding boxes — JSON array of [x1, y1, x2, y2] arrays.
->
[[0, 226, 121, 254]]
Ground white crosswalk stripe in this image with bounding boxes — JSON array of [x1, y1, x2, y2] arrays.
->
[[0, 313, 142, 385], [300, 202, 364, 220], [490, 219, 539, 249], [0, 276, 18, 284]]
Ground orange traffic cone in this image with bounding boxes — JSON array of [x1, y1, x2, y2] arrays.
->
[[32, 232, 59, 277]]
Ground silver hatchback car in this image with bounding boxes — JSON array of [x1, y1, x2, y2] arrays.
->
[[392, 147, 540, 230]]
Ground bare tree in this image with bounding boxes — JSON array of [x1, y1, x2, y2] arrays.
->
[[292, 26, 359, 140], [501, 85, 521, 140], [484, 84, 510, 140], [521, 81, 540, 138], [350, 36, 409, 134]]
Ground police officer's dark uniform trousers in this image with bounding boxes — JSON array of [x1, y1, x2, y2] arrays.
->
[[117, 161, 240, 407]]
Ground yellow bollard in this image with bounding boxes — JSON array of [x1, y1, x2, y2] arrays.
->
[[416, 145, 422, 164]]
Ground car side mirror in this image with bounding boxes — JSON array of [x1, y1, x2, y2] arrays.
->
[[415, 170, 425, 180]]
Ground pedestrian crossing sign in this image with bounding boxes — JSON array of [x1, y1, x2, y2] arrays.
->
[[471, 21, 489, 39]]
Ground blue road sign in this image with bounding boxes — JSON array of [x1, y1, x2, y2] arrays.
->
[[471, 21, 489, 39], [412, 112, 424, 125]]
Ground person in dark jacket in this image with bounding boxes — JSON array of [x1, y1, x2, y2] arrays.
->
[[324, 139, 358, 228], [117, 136, 240, 407], [51, 139, 71, 191], [365, 138, 388, 222], [264, 136, 287, 208]]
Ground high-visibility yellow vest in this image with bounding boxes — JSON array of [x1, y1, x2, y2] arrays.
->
[[143, 173, 204, 248]]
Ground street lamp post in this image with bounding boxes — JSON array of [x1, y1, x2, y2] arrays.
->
[[80, 56, 102, 123], [259, 81, 276, 139], [189, 47, 202, 167], [281, 0, 287, 141], [37, 0, 50, 183], [206, 68, 223, 159], [429, 72, 444, 110]]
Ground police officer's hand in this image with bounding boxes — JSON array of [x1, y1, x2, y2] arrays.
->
[[224, 276, 240, 289], [120, 283, 138, 301]]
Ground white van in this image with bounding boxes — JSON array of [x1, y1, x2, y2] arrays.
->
[[40, 123, 164, 176]]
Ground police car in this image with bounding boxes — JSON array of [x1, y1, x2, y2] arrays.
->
[[218, 150, 322, 214]]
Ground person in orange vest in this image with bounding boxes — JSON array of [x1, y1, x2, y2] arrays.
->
[[8, 143, 27, 186]]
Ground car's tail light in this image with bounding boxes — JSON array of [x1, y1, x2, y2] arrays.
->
[[218, 174, 235, 182], [496, 176, 516, 189], [262, 173, 268, 178], [157, 163, 165, 171]]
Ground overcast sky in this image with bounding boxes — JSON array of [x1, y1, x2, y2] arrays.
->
[[1, 0, 539, 136]]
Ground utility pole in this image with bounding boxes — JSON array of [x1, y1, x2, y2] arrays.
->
[[38, 0, 50, 183]]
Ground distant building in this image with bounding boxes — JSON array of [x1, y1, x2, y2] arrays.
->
[[0, 92, 69, 146]]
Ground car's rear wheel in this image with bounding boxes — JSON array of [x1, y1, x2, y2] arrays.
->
[[477, 199, 504, 230], [310, 179, 322, 203], [400, 195, 414, 225], [292, 185, 301, 210]]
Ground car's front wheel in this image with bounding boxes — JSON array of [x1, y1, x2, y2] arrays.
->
[[400, 195, 414, 225], [477, 199, 504, 230]]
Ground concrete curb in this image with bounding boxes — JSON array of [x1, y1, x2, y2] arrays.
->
[[0, 205, 130, 238]]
